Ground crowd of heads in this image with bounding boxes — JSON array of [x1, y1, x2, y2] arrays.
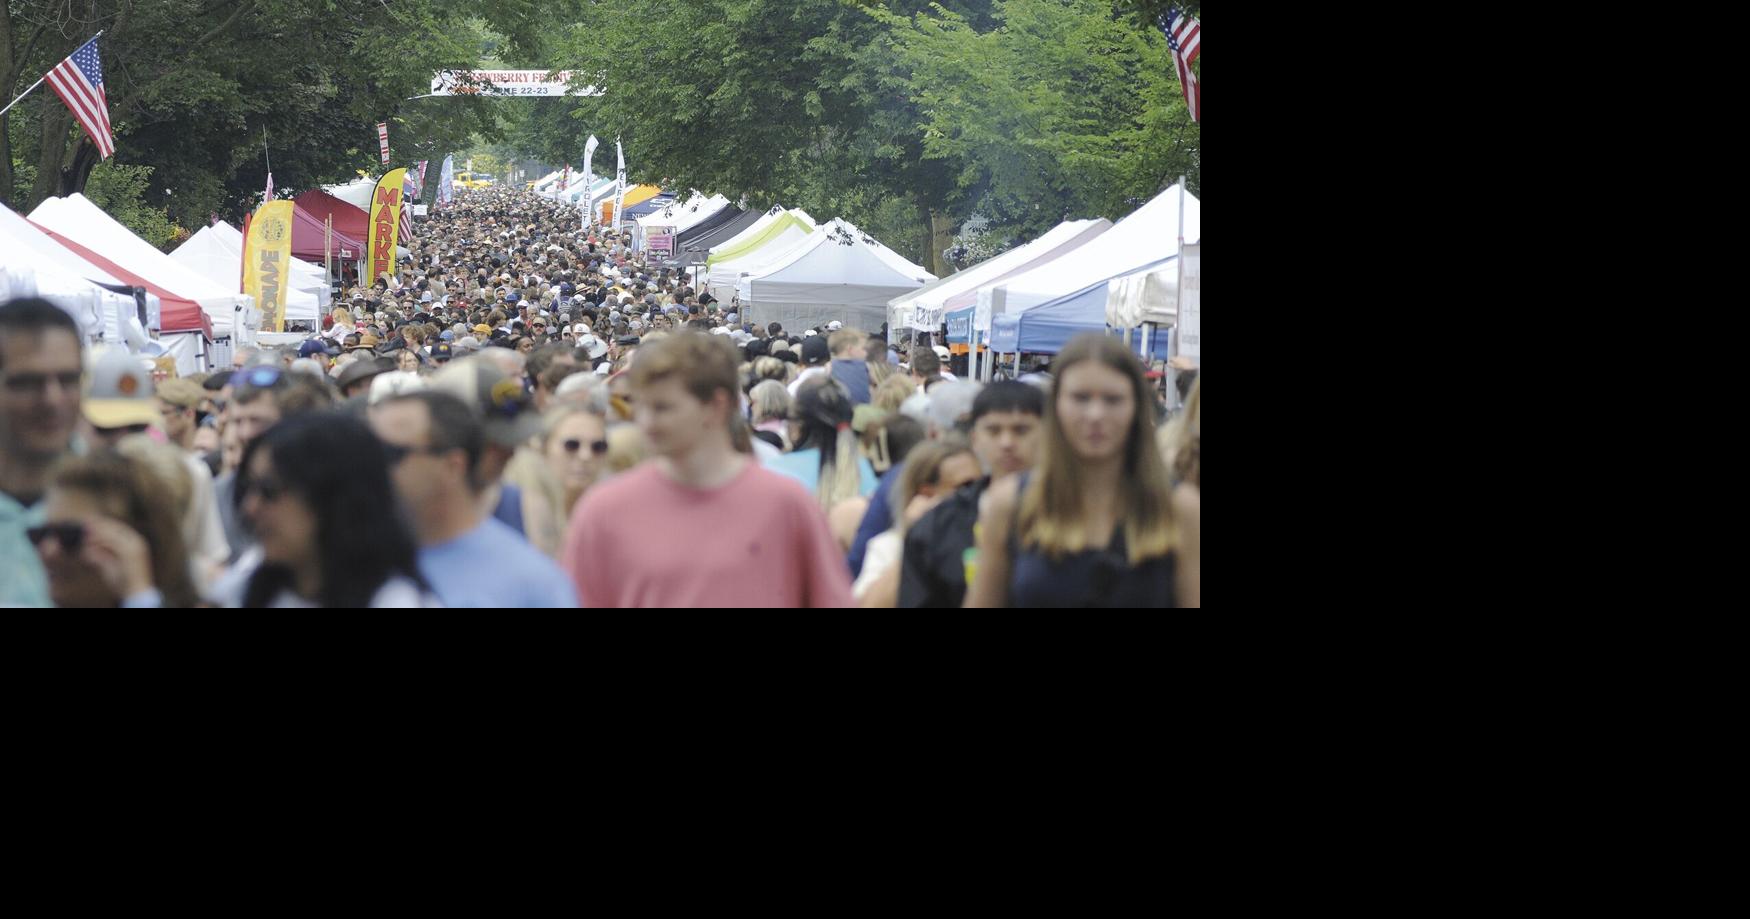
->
[[1, 186, 1199, 608]]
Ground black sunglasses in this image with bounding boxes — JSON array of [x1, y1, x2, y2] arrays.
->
[[382, 443, 453, 465], [26, 522, 84, 552], [563, 438, 609, 456]]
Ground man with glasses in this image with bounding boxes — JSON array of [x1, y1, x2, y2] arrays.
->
[[0, 298, 83, 606], [369, 390, 576, 607]]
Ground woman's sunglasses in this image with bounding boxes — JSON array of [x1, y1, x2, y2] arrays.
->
[[26, 522, 84, 552], [563, 438, 609, 456]]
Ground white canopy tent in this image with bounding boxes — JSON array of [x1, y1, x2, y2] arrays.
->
[[705, 210, 819, 304], [30, 193, 255, 342], [532, 171, 565, 195], [206, 221, 329, 306], [706, 206, 790, 258], [635, 193, 730, 251], [1, 203, 150, 346], [736, 219, 936, 332], [322, 177, 377, 210], [979, 185, 1200, 323], [887, 218, 1112, 334], [171, 225, 323, 325]]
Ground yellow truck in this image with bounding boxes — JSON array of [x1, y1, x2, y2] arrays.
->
[[454, 171, 495, 189]]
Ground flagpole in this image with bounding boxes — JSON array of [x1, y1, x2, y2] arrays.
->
[[0, 30, 102, 117]]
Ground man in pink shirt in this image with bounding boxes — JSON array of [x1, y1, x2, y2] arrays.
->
[[561, 331, 853, 607]]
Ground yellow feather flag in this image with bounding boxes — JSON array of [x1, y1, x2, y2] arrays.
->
[[245, 200, 295, 332], [367, 168, 408, 287]]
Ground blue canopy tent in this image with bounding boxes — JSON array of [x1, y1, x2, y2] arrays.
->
[[990, 314, 1020, 353], [1015, 255, 1179, 355], [945, 305, 975, 344]]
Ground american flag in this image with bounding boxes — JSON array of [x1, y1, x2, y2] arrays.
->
[[47, 35, 113, 159], [1161, 8, 1200, 124]]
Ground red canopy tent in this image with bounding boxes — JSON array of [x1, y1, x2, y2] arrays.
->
[[291, 201, 365, 262], [293, 189, 369, 242], [33, 224, 215, 338]]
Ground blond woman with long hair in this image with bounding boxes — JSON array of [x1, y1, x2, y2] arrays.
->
[[965, 333, 1197, 607]]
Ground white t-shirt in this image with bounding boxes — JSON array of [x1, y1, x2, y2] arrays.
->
[[852, 529, 903, 601], [787, 366, 830, 398], [265, 576, 443, 608]]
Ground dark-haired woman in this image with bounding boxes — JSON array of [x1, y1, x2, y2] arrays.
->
[[235, 412, 440, 607], [965, 333, 1198, 608]]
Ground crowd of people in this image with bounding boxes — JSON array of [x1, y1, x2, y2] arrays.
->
[[0, 187, 1199, 607]]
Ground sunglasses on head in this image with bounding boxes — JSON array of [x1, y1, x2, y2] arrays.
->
[[239, 365, 287, 390], [564, 438, 609, 456], [26, 522, 84, 552]]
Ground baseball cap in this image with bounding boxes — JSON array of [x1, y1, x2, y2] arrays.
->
[[156, 377, 204, 410], [427, 357, 543, 448], [84, 348, 162, 429], [368, 370, 427, 406], [431, 342, 454, 363], [473, 324, 492, 335], [297, 338, 330, 359], [932, 345, 952, 361], [801, 336, 830, 366], [826, 320, 843, 331]]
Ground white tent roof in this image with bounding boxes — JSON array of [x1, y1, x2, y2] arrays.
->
[[638, 192, 730, 233], [208, 222, 327, 289], [323, 177, 378, 210], [736, 219, 936, 331], [171, 226, 320, 323], [30, 194, 251, 339], [707, 206, 791, 256], [705, 211, 819, 298], [889, 218, 1110, 318], [986, 185, 1198, 318], [1, 203, 137, 342]]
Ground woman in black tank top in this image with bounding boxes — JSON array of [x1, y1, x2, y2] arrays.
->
[[964, 334, 1198, 608]]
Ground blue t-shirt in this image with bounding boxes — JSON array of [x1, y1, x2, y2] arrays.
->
[[493, 483, 526, 536], [0, 491, 49, 608], [763, 448, 879, 501], [848, 460, 904, 579], [419, 516, 578, 608]]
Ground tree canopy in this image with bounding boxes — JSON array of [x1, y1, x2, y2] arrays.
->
[[4, 0, 1197, 262]]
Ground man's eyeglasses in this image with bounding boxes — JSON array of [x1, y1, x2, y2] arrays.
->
[[3, 371, 82, 394], [26, 522, 84, 552], [563, 438, 609, 456]]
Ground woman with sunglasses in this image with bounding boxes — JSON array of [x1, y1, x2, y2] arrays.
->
[[234, 411, 438, 607], [522, 405, 609, 557], [32, 450, 200, 608]]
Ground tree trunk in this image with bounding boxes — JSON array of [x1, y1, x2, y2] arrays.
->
[[28, 96, 71, 209], [926, 208, 955, 277]]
